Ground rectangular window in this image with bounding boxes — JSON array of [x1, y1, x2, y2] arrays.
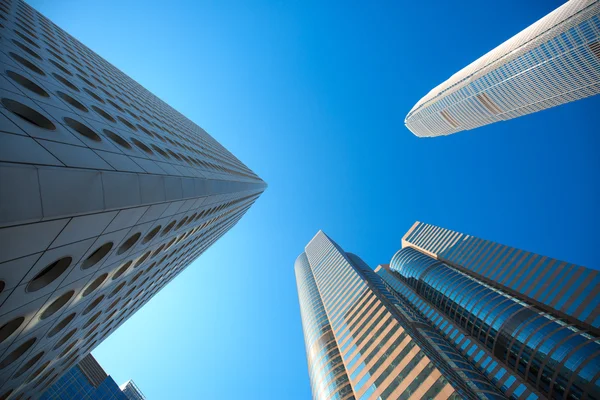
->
[[476, 93, 503, 115], [440, 110, 460, 128]]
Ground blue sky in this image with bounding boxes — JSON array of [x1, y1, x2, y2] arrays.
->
[[30, 0, 599, 398]]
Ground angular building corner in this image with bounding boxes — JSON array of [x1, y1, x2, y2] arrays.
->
[[0, 0, 265, 398], [296, 227, 600, 399], [405, 0, 600, 137]]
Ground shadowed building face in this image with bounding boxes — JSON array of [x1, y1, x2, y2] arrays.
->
[[405, 1, 600, 137], [0, 0, 265, 398]]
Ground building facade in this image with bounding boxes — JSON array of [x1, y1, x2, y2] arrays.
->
[[120, 380, 146, 400], [0, 0, 265, 398], [295, 231, 505, 400], [405, 0, 600, 137], [296, 227, 600, 400], [39, 354, 132, 400]]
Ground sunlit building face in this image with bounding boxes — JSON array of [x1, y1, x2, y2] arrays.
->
[[405, 1, 600, 137], [296, 225, 600, 400]]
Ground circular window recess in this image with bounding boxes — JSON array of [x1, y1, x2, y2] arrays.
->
[[81, 273, 108, 298], [52, 328, 76, 350], [136, 124, 153, 137], [106, 99, 123, 112], [6, 70, 49, 97], [1, 98, 56, 130], [91, 105, 116, 123], [128, 270, 143, 286], [47, 313, 75, 338], [150, 144, 169, 158], [0, 390, 13, 399], [131, 138, 153, 155], [81, 242, 113, 270], [61, 351, 78, 367], [52, 73, 79, 92], [76, 74, 96, 88], [0, 337, 36, 369], [48, 58, 72, 76], [117, 233, 140, 255], [82, 311, 101, 330], [9, 52, 43, 76], [142, 226, 161, 244], [33, 367, 55, 388], [84, 324, 100, 339], [58, 341, 77, 358], [154, 132, 166, 143], [40, 290, 74, 320], [83, 340, 97, 353], [73, 66, 88, 77], [63, 117, 101, 142], [106, 297, 121, 312], [125, 109, 140, 121], [133, 252, 150, 269], [151, 244, 165, 259], [82, 295, 104, 316], [104, 309, 118, 322], [125, 286, 137, 297], [25, 360, 50, 384], [167, 149, 182, 161], [99, 87, 114, 99], [161, 221, 176, 237], [112, 261, 132, 281], [108, 282, 125, 299], [27, 256, 72, 293], [83, 87, 104, 103], [176, 217, 188, 230], [56, 91, 88, 112], [12, 40, 42, 60], [102, 129, 131, 149], [117, 116, 137, 131], [0, 317, 25, 345]]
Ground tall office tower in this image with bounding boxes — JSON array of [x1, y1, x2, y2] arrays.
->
[[39, 354, 137, 400], [377, 222, 600, 400], [120, 380, 146, 400], [295, 231, 507, 400], [0, 0, 265, 398], [296, 229, 600, 400], [405, 0, 600, 137]]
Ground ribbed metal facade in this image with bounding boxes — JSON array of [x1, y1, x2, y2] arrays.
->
[[378, 222, 600, 400], [405, 0, 600, 137], [403, 222, 600, 332], [296, 231, 505, 400]]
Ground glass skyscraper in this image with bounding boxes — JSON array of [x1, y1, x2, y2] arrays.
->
[[295, 225, 599, 400], [405, 1, 600, 137], [39, 354, 137, 400], [120, 380, 146, 400]]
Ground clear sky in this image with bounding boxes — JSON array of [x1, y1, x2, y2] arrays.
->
[[29, 0, 599, 398]]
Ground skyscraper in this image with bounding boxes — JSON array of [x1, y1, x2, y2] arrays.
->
[[295, 228, 600, 399], [405, 1, 600, 137], [39, 354, 135, 400], [295, 231, 505, 400], [0, 0, 265, 398], [120, 380, 146, 400]]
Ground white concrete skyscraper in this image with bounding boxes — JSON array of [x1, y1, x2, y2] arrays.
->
[[0, 0, 265, 398], [405, 0, 600, 137]]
